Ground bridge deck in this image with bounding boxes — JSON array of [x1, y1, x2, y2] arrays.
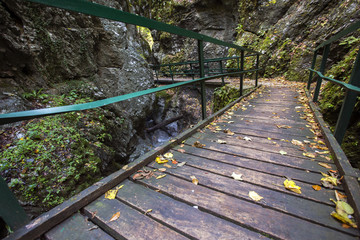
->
[[23, 86, 360, 239]]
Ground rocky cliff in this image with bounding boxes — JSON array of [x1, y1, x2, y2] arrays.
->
[[0, 0, 155, 212]]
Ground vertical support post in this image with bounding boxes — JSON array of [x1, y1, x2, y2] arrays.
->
[[313, 44, 330, 102], [255, 54, 259, 87], [334, 50, 360, 144], [307, 49, 318, 90], [169, 65, 174, 83], [0, 176, 29, 231], [198, 39, 206, 120], [240, 50, 244, 96], [190, 63, 194, 80], [219, 60, 225, 86]]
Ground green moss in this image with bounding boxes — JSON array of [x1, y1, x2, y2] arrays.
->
[[213, 85, 240, 112], [1, 89, 115, 209]]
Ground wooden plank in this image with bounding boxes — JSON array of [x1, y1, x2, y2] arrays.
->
[[83, 195, 189, 240], [191, 132, 323, 159], [182, 138, 337, 172], [138, 173, 358, 239], [114, 180, 268, 239], [169, 151, 340, 203], [6, 85, 261, 240], [45, 213, 114, 240], [148, 163, 359, 235], [231, 114, 309, 127]]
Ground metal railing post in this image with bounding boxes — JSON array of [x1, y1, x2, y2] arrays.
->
[[255, 54, 259, 87], [0, 176, 29, 231], [198, 39, 206, 120], [169, 65, 174, 83], [307, 49, 318, 90], [219, 60, 225, 86], [334, 50, 360, 144], [240, 50, 244, 96], [313, 44, 330, 102]]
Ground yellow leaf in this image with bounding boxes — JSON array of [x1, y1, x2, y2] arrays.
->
[[303, 152, 316, 158], [291, 139, 304, 147], [164, 163, 172, 168], [312, 185, 321, 191], [279, 150, 287, 155], [249, 191, 263, 201], [105, 185, 123, 200], [318, 140, 325, 145], [231, 172, 243, 181], [155, 156, 168, 164], [318, 162, 332, 169], [284, 179, 301, 194], [145, 209, 152, 214], [164, 152, 173, 159], [156, 174, 167, 179], [321, 176, 338, 186], [331, 212, 357, 228], [109, 211, 120, 222], [267, 137, 272, 140], [190, 175, 199, 185]]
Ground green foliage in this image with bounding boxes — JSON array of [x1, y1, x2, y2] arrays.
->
[[1, 90, 114, 209], [213, 85, 240, 112]]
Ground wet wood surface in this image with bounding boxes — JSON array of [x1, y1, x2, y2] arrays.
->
[[43, 86, 360, 239]]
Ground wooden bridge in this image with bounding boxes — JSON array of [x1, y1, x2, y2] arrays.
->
[[1, 1, 360, 239]]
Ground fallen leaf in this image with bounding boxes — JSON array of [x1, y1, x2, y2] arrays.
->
[[190, 175, 199, 185], [109, 212, 120, 222], [172, 159, 178, 164], [217, 139, 227, 144], [105, 185, 124, 199], [243, 136, 252, 141], [164, 152, 173, 159], [164, 163, 172, 168], [193, 141, 205, 148], [335, 190, 347, 201], [158, 168, 166, 172], [224, 129, 235, 135], [249, 191, 263, 201], [145, 209, 152, 215], [331, 212, 357, 228], [155, 156, 168, 164], [177, 162, 186, 167], [318, 140, 326, 145], [177, 149, 186, 153], [342, 224, 351, 229], [312, 185, 321, 191], [318, 162, 332, 169], [279, 150, 287, 155], [231, 172, 243, 181], [156, 174, 167, 179], [267, 137, 272, 140], [303, 152, 316, 158], [276, 125, 292, 129], [122, 165, 129, 170], [284, 179, 301, 194], [291, 139, 304, 147]]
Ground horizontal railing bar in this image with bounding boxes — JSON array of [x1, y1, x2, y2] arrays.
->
[[27, 0, 259, 54], [308, 69, 360, 93], [0, 70, 259, 125], [152, 55, 258, 68], [157, 68, 260, 75], [315, 21, 360, 51]]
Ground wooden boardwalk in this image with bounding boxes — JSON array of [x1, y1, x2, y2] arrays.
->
[[12, 86, 360, 239]]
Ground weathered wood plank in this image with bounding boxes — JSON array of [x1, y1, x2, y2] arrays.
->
[[148, 163, 358, 235], [44, 213, 114, 240], [169, 151, 340, 203], [138, 173, 358, 239], [114, 180, 268, 240], [183, 138, 337, 171], [83, 195, 189, 240]]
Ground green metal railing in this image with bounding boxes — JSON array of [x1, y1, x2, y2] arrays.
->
[[0, 0, 262, 231], [307, 21, 360, 144]]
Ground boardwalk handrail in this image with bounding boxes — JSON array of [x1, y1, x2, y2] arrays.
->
[[307, 20, 360, 144], [0, 0, 262, 233]]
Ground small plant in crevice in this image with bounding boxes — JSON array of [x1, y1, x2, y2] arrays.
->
[[213, 85, 240, 112]]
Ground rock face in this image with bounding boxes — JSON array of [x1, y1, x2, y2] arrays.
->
[[0, 0, 154, 161]]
